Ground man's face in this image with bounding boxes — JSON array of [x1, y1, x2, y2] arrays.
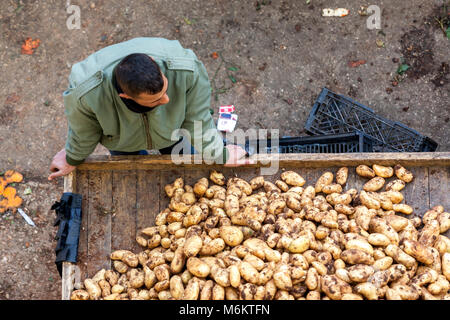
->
[[119, 73, 170, 108]]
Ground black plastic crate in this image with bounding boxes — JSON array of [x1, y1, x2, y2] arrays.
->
[[244, 132, 374, 155], [304, 88, 439, 152]]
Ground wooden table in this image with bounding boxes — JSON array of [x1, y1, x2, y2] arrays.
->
[[61, 152, 450, 299]]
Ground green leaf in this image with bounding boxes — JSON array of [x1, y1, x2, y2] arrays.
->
[[397, 64, 410, 75], [446, 26, 450, 39], [229, 75, 237, 83], [306, 0, 311, 4], [228, 67, 239, 72], [24, 187, 32, 195], [184, 17, 192, 25]]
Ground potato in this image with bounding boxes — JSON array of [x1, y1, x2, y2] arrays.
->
[[368, 233, 390, 247], [200, 238, 225, 255], [288, 235, 310, 253], [359, 190, 380, 210], [336, 167, 348, 185], [210, 170, 225, 185], [401, 239, 434, 265], [281, 171, 306, 187], [348, 265, 375, 283], [371, 164, 394, 178], [438, 211, 450, 234], [182, 278, 200, 300], [354, 282, 379, 300], [238, 261, 259, 284], [193, 178, 208, 197], [363, 177, 385, 192], [385, 244, 416, 268], [129, 269, 145, 289], [385, 179, 406, 192], [219, 226, 244, 247], [394, 165, 414, 183], [183, 235, 203, 258], [393, 204, 413, 215], [315, 172, 334, 193], [340, 249, 374, 265], [71, 289, 90, 300], [443, 253, 450, 281], [186, 257, 210, 278], [345, 239, 374, 255], [322, 184, 343, 194], [418, 220, 440, 247], [84, 279, 102, 300], [321, 275, 352, 300], [373, 257, 393, 271], [170, 247, 186, 274], [356, 165, 376, 179], [273, 265, 293, 290]]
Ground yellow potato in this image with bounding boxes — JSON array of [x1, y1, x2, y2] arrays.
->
[[280, 171, 306, 187], [200, 238, 226, 255], [372, 164, 394, 178], [315, 171, 334, 193], [218, 226, 243, 247], [210, 170, 226, 185], [193, 178, 208, 197], [249, 176, 265, 190], [336, 167, 349, 185], [394, 164, 414, 183], [238, 261, 260, 284], [392, 204, 413, 215], [363, 177, 385, 192], [356, 165, 376, 179], [71, 289, 90, 300], [385, 179, 406, 192], [288, 235, 310, 253], [84, 279, 102, 300], [322, 183, 343, 194]]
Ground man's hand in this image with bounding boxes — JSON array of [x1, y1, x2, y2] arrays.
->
[[224, 144, 254, 167], [48, 148, 76, 181]]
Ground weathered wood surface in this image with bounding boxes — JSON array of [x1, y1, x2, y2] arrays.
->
[[63, 153, 450, 298], [76, 152, 450, 170]]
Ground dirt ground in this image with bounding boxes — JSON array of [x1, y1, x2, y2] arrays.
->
[[0, 0, 448, 300]]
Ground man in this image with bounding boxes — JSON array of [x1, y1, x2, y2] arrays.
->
[[48, 37, 251, 181]]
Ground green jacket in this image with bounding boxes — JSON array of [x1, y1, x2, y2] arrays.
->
[[63, 37, 226, 165]]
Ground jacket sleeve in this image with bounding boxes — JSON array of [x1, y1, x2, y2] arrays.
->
[[182, 61, 229, 164], [63, 88, 102, 166]]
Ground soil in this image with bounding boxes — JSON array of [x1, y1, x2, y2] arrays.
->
[[0, 0, 449, 300]]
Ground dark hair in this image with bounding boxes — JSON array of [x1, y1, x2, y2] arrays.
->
[[114, 53, 164, 97]]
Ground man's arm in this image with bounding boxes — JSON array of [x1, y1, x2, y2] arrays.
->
[[48, 88, 102, 180]]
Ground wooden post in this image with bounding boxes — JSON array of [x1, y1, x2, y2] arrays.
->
[[61, 171, 79, 300]]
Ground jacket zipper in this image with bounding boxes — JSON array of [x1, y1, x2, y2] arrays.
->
[[142, 113, 152, 149]]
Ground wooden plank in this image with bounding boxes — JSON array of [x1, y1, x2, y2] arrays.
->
[[62, 172, 76, 301], [428, 166, 450, 238], [86, 170, 112, 277], [75, 169, 89, 286], [111, 170, 138, 253], [136, 170, 161, 237], [77, 152, 450, 170], [428, 166, 450, 209], [401, 167, 429, 217]]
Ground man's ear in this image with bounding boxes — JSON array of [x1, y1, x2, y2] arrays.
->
[[119, 93, 133, 100]]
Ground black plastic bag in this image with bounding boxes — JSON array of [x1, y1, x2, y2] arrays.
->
[[51, 192, 82, 277]]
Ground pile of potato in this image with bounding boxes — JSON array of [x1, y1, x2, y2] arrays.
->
[[71, 164, 450, 300]]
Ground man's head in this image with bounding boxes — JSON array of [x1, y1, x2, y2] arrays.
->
[[114, 53, 169, 107]]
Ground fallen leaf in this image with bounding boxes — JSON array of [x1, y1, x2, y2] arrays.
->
[[402, 107, 409, 112], [211, 52, 219, 59], [348, 60, 367, 68], [397, 64, 410, 75], [21, 37, 41, 55]]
